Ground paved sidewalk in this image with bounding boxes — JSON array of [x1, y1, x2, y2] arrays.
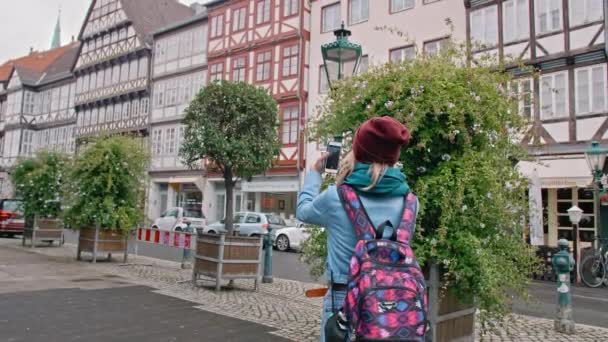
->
[[2, 238, 607, 341]]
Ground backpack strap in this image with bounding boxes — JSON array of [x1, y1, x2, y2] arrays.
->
[[337, 184, 376, 241], [395, 192, 418, 244]]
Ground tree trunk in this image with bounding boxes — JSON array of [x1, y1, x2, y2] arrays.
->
[[224, 168, 235, 236]]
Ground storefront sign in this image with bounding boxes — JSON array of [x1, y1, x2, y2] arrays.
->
[[241, 179, 299, 193]]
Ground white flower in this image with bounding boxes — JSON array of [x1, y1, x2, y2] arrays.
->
[[486, 192, 492, 199], [448, 102, 455, 109], [474, 95, 481, 102], [384, 101, 394, 108], [480, 223, 486, 229], [366, 104, 372, 109], [361, 81, 368, 88], [443, 259, 451, 266], [452, 129, 460, 135], [417, 166, 426, 173], [430, 238, 437, 246], [441, 154, 451, 161], [461, 205, 468, 211]]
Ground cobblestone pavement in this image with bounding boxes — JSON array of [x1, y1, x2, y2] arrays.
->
[[1, 238, 607, 341]]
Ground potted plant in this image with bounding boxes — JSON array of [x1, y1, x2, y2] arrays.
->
[[12, 151, 68, 247], [306, 43, 540, 338], [63, 135, 148, 262], [180, 80, 280, 291]]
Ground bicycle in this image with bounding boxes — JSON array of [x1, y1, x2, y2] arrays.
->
[[580, 237, 608, 288]]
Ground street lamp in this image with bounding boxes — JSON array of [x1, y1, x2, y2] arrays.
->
[[585, 141, 608, 179], [585, 141, 608, 248], [321, 23, 363, 88], [568, 205, 583, 284]]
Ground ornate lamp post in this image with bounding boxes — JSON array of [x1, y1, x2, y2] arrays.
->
[[567, 205, 583, 283], [585, 141, 608, 247], [321, 23, 363, 88]]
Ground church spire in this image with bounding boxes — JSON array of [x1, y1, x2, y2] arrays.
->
[[50, 8, 61, 49]]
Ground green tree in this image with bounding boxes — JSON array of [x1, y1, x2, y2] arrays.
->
[[63, 135, 148, 234], [11, 151, 68, 220], [309, 44, 540, 327], [180, 81, 280, 235]]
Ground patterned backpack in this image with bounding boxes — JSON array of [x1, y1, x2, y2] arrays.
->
[[337, 184, 428, 341]]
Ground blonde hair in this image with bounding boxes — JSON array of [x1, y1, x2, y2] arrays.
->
[[336, 151, 389, 191]]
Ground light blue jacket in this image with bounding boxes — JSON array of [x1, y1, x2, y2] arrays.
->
[[296, 171, 406, 284]]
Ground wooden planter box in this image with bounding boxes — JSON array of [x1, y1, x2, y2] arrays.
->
[[192, 233, 263, 291], [77, 227, 127, 263], [22, 218, 64, 248], [426, 264, 476, 342]]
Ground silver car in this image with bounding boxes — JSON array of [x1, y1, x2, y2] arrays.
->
[[205, 212, 287, 236]]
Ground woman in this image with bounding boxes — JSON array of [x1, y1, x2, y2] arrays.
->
[[296, 116, 414, 341]]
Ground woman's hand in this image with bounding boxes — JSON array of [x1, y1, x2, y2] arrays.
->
[[312, 153, 328, 173]]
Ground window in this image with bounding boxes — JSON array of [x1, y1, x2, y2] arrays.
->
[[390, 46, 415, 62], [424, 38, 448, 56], [349, 0, 369, 24], [179, 31, 193, 58], [232, 56, 247, 82], [210, 63, 224, 82], [536, 0, 562, 34], [509, 78, 534, 117], [282, 106, 299, 145], [423, 0, 441, 3], [284, 0, 298, 17], [165, 80, 178, 106], [23, 92, 36, 114], [391, 0, 415, 13], [570, 0, 603, 27], [575, 65, 607, 115], [155, 82, 165, 108], [470, 6, 498, 48], [282, 45, 299, 77], [232, 7, 247, 32], [540, 72, 568, 119], [322, 3, 341, 33], [152, 129, 163, 155], [166, 127, 177, 155], [210, 14, 224, 38], [257, 0, 271, 24], [503, 0, 530, 43], [256, 51, 272, 82]]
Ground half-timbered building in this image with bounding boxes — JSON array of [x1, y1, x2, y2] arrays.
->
[[72, 0, 194, 140], [147, 5, 208, 220], [0, 43, 80, 198], [466, 0, 607, 247], [202, 0, 310, 222]]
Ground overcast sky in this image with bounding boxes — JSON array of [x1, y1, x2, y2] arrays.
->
[[0, 0, 204, 63]]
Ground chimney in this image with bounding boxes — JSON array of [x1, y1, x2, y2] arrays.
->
[[190, 2, 207, 15], [71, 35, 75, 42], [29, 47, 34, 55]]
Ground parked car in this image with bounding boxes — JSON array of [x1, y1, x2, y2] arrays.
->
[[272, 222, 321, 252], [205, 212, 287, 237], [151, 206, 206, 232], [0, 199, 25, 238]]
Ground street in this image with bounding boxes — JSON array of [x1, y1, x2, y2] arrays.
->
[[0, 245, 287, 342], [41, 232, 608, 328], [2, 235, 608, 342]]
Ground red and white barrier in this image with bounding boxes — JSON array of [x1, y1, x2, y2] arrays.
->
[[137, 227, 194, 249]]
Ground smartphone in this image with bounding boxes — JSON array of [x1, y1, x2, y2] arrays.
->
[[324, 142, 342, 173]]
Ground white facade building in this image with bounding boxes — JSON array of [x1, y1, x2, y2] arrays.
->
[[307, 0, 468, 169], [147, 8, 208, 221]]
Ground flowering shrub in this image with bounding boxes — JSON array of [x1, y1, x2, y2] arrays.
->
[[11, 151, 68, 219], [63, 135, 148, 234], [307, 45, 540, 327]]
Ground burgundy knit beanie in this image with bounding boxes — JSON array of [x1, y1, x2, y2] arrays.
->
[[352, 116, 410, 164]]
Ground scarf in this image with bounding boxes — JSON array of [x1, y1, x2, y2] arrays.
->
[[343, 163, 410, 197]]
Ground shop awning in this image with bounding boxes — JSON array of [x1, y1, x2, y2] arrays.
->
[[517, 158, 593, 188]]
